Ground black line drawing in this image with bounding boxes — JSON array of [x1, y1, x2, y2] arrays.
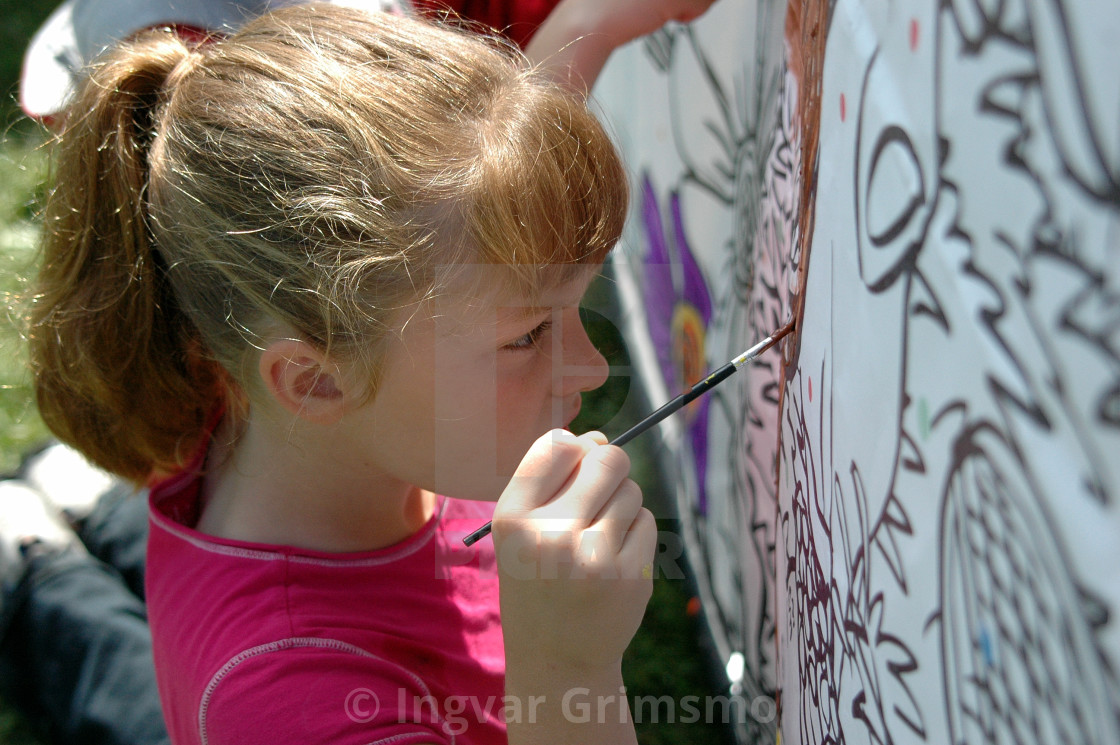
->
[[780, 0, 1120, 742]]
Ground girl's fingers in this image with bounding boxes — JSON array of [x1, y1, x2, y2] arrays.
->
[[617, 506, 658, 579], [585, 477, 643, 547], [568, 480, 650, 579], [498, 429, 593, 514], [582, 430, 609, 446], [538, 440, 630, 529], [574, 502, 656, 581]]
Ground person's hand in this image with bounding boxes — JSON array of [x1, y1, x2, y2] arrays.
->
[[527, 0, 723, 91], [492, 429, 656, 674], [591, 0, 721, 47]]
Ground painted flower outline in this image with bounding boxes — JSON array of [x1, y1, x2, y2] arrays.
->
[[641, 173, 715, 512]]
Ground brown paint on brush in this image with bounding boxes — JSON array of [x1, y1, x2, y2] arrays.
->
[[782, 0, 829, 372]]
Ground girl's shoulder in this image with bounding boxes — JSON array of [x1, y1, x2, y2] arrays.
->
[[187, 634, 459, 745]]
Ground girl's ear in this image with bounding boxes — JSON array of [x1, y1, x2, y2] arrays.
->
[[258, 338, 348, 424]]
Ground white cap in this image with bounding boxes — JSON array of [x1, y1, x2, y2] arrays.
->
[[19, 0, 409, 122]]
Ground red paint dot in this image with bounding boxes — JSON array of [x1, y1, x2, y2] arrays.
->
[[686, 597, 701, 617], [808, 376, 813, 402], [910, 18, 920, 51], [839, 93, 846, 122]]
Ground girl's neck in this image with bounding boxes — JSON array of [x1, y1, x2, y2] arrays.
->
[[196, 414, 436, 552]]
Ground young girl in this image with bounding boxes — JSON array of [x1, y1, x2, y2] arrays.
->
[[24, 3, 715, 743]]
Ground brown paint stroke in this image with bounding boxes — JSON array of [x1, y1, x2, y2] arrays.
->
[[772, 0, 829, 720], [782, 0, 829, 372]]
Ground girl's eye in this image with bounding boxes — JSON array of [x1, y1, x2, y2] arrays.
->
[[504, 319, 553, 350]]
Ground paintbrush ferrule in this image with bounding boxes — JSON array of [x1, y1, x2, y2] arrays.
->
[[731, 323, 793, 368]]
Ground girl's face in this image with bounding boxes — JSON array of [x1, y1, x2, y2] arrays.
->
[[344, 265, 610, 502]]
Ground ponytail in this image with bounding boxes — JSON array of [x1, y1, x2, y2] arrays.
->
[[27, 30, 223, 483]]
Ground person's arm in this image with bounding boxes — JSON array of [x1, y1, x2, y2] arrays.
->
[[525, 0, 720, 91], [505, 664, 635, 745], [493, 430, 657, 745]]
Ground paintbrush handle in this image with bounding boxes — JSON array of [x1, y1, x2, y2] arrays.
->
[[609, 394, 687, 447], [610, 361, 734, 446], [462, 519, 494, 546]]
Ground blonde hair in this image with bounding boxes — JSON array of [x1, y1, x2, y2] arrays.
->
[[27, 3, 628, 482]]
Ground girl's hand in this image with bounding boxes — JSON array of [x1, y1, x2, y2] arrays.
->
[[492, 429, 656, 675]]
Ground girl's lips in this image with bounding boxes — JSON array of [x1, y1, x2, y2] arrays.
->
[[564, 396, 582, 428]]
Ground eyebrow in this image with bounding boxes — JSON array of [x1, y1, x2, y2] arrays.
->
[[494, 271, 597, 320], [510, 306, 553, 317], [494, 302, 556, 321]]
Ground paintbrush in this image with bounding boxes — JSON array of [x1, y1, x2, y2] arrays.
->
[[462, 321, 795, 546]]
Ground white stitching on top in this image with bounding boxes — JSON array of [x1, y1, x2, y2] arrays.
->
[[150, 497, 447, 566], [198, 636, 453, 745]]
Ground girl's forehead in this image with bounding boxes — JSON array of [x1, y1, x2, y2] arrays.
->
[[388, 264, 599, 346], [431, 263, 602, 321]]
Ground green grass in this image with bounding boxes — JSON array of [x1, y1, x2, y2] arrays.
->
[[0, 129, 734, 743]]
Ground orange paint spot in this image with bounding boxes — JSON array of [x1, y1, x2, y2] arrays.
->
[[672, 303, 707, 417], [672, 304, 706, 388], [686, 596, 702, 617]]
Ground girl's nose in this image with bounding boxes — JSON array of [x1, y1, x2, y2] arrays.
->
[[555, 308, 610, 396]]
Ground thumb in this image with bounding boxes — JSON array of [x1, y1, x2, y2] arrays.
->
[[582, 430, 609, 446], [497, 429, 591, 514]]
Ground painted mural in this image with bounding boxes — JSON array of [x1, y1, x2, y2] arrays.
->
[[593, 0, 1120, 743]]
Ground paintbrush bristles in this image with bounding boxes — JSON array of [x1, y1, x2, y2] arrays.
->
[[731, 321, 795, 368]]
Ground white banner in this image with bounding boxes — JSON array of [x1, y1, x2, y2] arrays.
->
[[594, 1, 1120, 743]]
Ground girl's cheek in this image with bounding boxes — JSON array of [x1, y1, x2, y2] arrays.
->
[[497, 347, 546, 381]]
